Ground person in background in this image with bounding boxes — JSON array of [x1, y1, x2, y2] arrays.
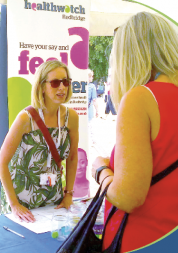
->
[[101, 27, 119, 121], [0, 60, 79, 222], [88, 69, 99, 145], [73, 148, 90, 199], [104, 67, 117, 121], [92, 12, 178, 252]]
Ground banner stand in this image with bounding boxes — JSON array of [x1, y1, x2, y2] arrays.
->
[[0, 4, 8, 191], [0, 5, 8, 147]]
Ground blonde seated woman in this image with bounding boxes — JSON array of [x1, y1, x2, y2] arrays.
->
[[92, 12, 178, 252], [0, 60, 79, 222]]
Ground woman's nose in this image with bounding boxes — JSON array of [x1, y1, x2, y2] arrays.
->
[[58, 81, 65, 89]]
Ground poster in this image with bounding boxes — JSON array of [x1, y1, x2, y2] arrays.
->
[[7, 0, 90, 154]]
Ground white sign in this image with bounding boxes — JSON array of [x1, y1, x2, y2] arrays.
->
[[7, 0, 90, 152]]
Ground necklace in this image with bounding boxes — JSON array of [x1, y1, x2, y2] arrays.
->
[[38, 107, 61, 169]]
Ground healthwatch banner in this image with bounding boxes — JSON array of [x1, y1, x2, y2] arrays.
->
[[7, 0, 90, 153], [24, 1, 86, 21]]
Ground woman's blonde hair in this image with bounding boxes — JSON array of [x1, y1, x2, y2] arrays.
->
[[31, 60, 72, 109], [111, 12, 178, 110]]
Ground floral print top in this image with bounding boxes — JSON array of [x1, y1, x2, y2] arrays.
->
[[1, 107, 70, 214]]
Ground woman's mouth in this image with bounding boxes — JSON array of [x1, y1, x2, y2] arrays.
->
[[56, 93, 65, 98]]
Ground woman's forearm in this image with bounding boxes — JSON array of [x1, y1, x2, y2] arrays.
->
[[99, 168, 143, 213], [0, 165, 19, 207], [0, 163, 35, 222], [99, 170, 125, 212], [66, 158, 78, 191]]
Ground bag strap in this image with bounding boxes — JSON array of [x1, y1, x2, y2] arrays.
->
[[25, 106, 62, 169], [56, 183, 110, 253], [151, 159, 178, 186], [103, 159, 178, 253]]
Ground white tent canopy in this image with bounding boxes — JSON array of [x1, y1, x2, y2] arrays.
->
[[90, 0, 158, 36], [0, 0, 178, 35]]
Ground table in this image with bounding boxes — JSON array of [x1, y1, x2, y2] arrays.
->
[[0, 214, 63, 253]]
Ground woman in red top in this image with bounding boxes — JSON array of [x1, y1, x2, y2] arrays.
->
[[92, 12, 178, 252]]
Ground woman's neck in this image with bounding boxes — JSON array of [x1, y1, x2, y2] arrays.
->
[[43, 106, 59, 118], [42, 104, 66, 128], [155, 74, 172, 83]]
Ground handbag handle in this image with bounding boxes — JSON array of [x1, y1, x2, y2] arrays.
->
[[56, 183, 110, 253], [25, 106, 62, 169]]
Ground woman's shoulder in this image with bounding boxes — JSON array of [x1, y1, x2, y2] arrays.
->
[[67, 107, 79, 119], [13, 109, 29, 123], [119, 85, 158, 121], [66, 107, 79, 130], [60, 105, 78, 118], [12, 109, 31, 133], [121, 85, 153, 106], [126, 85, 150, 95]]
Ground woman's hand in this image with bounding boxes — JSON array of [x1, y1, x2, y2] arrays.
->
[[92, 156, 110, 179], [55, 194, 73, 210], [11, 203, 36, 223]]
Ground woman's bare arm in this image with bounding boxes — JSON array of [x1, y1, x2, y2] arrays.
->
[[93, 86, 154, 213], [56, 108, 79, 209], [0, 110, 35, 222]]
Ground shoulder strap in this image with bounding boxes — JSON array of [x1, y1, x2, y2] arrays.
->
[[25, 106, 62, 168], [151, 159, 178, 186]]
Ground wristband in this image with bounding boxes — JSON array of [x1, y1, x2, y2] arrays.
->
[[95, 165, 109, 184], [64, 190, 74, 196]]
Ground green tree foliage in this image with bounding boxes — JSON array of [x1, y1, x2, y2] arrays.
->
[[89, 36, 114, 82]]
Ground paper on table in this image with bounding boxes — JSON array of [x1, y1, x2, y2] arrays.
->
[[5, 205, 68, 234]]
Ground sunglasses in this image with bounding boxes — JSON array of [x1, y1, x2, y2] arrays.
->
[[46, 78, 72, 88]]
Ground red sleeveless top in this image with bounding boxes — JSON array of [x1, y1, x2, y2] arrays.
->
[[103, 81, 178, 252]]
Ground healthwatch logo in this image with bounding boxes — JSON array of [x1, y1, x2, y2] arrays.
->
[[24, 0, 85, 14]]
